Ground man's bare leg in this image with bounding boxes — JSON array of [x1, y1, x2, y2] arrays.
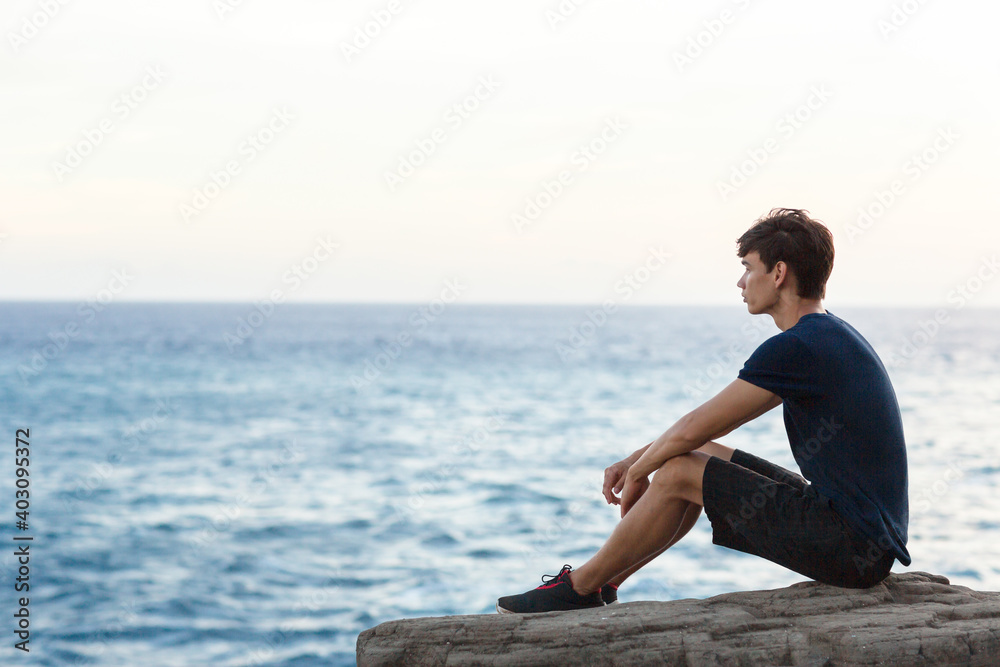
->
[[568, 451, 709, 595], [695, 440, 735, 462], [606, 440, 734, 587], [606, 503, 701, 587]]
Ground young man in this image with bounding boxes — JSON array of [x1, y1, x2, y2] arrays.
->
[[497, 208, 910, 614]]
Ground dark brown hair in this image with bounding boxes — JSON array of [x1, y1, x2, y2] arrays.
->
[[736, 208, 834, 299]]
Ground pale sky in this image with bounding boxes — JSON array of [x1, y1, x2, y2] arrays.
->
[[2, 0, 998, 306]]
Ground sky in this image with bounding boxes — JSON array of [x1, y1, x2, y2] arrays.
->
[[1, 0, 998, 306]]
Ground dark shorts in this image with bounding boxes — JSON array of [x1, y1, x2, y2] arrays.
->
[[702, 449, 895, 588]]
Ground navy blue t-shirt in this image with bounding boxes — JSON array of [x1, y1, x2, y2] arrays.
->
[[738, 311, 910, 565]]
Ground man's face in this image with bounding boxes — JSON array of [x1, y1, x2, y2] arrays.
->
[[737, 251, 778, 314]]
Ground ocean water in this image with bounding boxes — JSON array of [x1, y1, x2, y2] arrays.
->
[[0, 302, 997, 666]]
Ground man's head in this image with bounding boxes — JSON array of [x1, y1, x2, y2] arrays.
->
[[736, 208, 834, 313]]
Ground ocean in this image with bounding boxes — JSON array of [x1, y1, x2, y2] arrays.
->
[[0, 302, 997, 666]]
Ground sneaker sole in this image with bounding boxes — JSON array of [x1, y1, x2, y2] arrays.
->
[[496, 601, 605, 614]]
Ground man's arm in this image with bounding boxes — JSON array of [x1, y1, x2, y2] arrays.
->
[[624, 443, 652, 466], [628, 379, 780, 480], [711, 388, 782, 440]]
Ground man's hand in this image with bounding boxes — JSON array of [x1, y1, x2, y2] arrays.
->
[[602, 459, 631, 505], [603, 442, 655, 505], [620, 471, 650, 518]]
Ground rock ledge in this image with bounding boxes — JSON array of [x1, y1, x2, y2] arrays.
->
[[357, 572, 1000, 666]]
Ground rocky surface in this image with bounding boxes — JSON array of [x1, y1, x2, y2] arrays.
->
[[357, 572, 1000, 666]]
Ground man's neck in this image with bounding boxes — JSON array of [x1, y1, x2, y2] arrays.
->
[[770, 298, 826, 332]]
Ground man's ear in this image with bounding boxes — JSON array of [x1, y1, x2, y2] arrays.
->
[[772, 261, 788, 289]]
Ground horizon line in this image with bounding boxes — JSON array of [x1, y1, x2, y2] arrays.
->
[[0, 299, 995, 310]]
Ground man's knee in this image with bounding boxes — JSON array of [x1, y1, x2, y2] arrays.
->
[[650, 458, 681, 493], [650, 453, 706, 501]]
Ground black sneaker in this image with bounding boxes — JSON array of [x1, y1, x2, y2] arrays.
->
[[601, 582, 619, 604], [496, 565, 605, 614]]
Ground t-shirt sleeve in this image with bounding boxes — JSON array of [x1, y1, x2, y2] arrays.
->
[[738, 333, 819, 399]]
